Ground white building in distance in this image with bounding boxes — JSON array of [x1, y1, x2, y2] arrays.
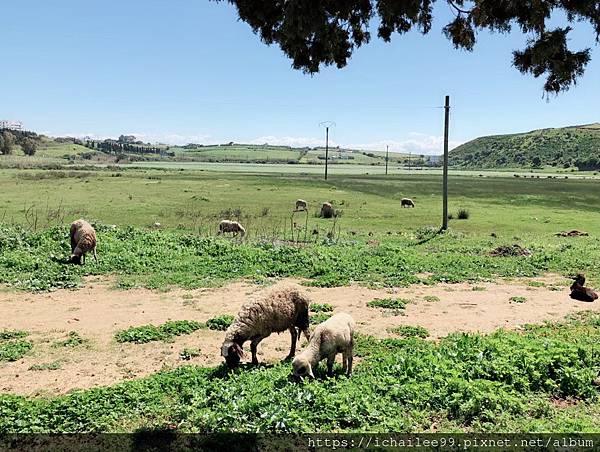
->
[[0, 120, 23, 131]]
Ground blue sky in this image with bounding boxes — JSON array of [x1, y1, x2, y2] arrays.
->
[[2, 1, 599, 154]]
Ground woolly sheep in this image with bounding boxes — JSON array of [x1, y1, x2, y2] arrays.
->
[[292, 312, 355, 378], [401, 198, 415, 208], [69, 219, 97, 265], [220, 286, 311, 368], [320, 202, 334, 218], [218, 219, 246, 237], [295, 199, 308, 211]]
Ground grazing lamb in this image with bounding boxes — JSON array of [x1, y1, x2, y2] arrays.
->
[[218, 219, 246, 237], [220, 286, 311, 368], [401, 198, 415, 208], [295, 199, 308, 211], [320, 202, 334, 219], [70, 219, 97, 265], [570, 274, 598, 302], [292, 312, 355, 378]]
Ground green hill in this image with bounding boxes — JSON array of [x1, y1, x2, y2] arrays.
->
[[449, 123, 600, 170]]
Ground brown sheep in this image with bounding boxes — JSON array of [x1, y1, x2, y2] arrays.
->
[[218, 219, 246, 237], [320, 202, 334, 218], [295, 199, 308, 211], [221, 286, 311, 368], [70, 219, 97, 265]]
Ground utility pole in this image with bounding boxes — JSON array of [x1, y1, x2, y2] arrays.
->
[[325, 126, 329, 180], [319, 121, 335, 181], [442, 95, 450, 231], [385, 145, 389, 175]]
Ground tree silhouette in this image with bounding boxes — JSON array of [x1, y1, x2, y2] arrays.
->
[[215, 0, 599, 94]]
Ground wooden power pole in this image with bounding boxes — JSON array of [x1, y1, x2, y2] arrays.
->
[[442, 95, 450, 231], [325, 126, 329, 180], [385, 145, 389, 175]]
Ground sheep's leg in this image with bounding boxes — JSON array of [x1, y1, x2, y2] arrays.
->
[[284, 327, 297, 361], [342, 351, 348, 374], [250, 337, 264, 365], [347, 344, 354, 377], [93, 247, 98, 263], [82, 253, 86, 265], [70, 236, 77, 254], [326, 354, 335, 377]]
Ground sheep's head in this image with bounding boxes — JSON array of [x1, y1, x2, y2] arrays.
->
[[221, 341, 244, 368], [70, 254, 82, 265], [292, 356, 314, 379]]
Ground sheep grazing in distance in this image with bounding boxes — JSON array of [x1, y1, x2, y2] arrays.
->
[[295, 199, 308, 211], [320, 202, 334, 218], [70, 219, 97, 265], [220, 286, 311, 368], [292, 312, 355, 379], [218, 219, 246, 237], [570, 274, 598, 302], [401, 198, 415, 208]]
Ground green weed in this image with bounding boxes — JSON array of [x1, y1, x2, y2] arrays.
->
[[367, 298, 410, 310], [310, 303, 334, 313], [388, 325, 429, 338], [52, 331, 87, 348], [510, 296, 527, 303], [116, 320, 204, 344], [179, 348, 201, 361], [0, 340, 32, 361], [205, 315, 234, 331]]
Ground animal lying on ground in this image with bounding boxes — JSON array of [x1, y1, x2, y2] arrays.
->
[[570, 274, 598, 302], [295, 199, 308, 211], [70, 219, 97, 265], [292, 312, 355, 378], [221, 286, 311, 368], [401, 198, 415, 208], [218, 219, 246, 237]]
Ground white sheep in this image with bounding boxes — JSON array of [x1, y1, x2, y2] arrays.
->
[[295, 199, 308, 211], [218, 219, 246, 237], [220, 286, 311, 368], [292, 312, 355, 378], [401, 198, 415, 208], [70, 219, 97, 265]]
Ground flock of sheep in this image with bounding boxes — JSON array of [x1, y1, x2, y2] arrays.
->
[[215, 197, 416, 239], [66, 196, 417, 377], [220, 285, 355, 378]]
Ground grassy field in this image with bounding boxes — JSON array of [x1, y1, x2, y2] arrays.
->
[[2, 313, 600, 432], [1, 165, 600, 433]]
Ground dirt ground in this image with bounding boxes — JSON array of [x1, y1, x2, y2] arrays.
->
[[1, 274, 598, 396]]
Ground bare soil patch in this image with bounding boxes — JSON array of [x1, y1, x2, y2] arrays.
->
[[1, 274, 598, 396]]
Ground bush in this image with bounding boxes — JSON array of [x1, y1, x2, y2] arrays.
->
[[310, 312, 332, 324], [310, 303, 334, 313], [367, 298, 410, 310], [388, 325, 429, 338], [457, 209, 470, 220], [116, 320, 204, 343], [205, 315, 234, 331], [0, 340, 32, 361]]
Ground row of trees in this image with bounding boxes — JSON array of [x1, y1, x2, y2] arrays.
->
[[85, 140, 174, 157], [0, 129, 39, 156]]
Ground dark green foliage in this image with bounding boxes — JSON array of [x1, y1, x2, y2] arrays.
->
[[310, 312, 332, 325], [1, 223, 599, 292], [389, 325, 429, 339], [310, 303, 334, 313], [217, 1, 600, 94], [450, 124, 600, 169], [179, 348, 201, 361], [2, 314, 600, 432], [116, 320, 204, 344], [367, 298, 410, 310], [0, 330, 28, 340], [0, 340, 32, 362], [205, 315, 234, 331]]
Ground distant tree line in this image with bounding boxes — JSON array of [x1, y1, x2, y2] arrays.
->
[[0, 129, 40, 156], [85, 139, 173, 157]]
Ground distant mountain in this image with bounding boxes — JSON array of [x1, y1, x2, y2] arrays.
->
[[449, 123, 600, 170]]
